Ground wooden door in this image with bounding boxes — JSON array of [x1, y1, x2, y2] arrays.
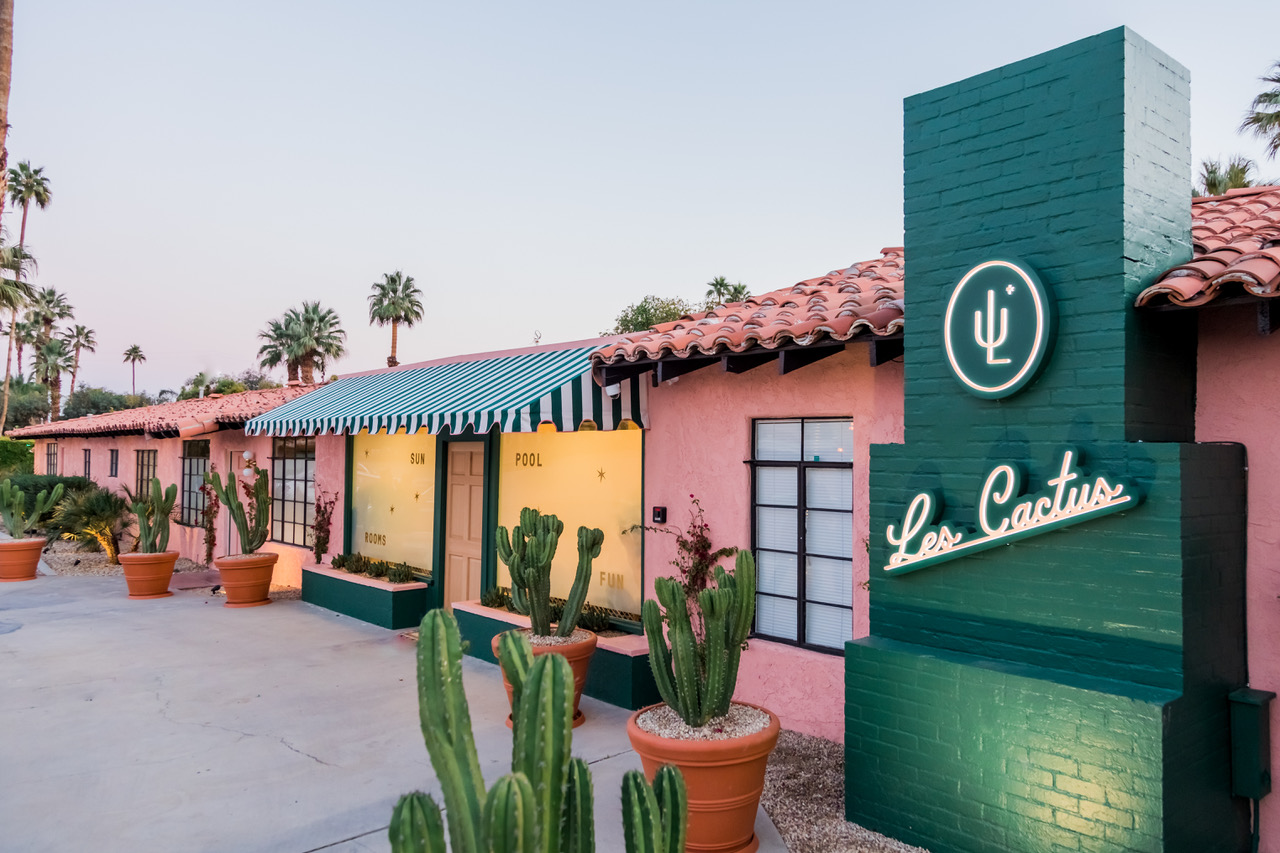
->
[[444, 442, 485, 610]]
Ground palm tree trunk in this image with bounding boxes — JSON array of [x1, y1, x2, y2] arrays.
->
[[388, 320, 399, 368], [300, 359, 315, 385], [50, 373, 61, 421], [131, 362, 137, 396], [0, 200, 28, 435], [286, 360, 299, 383], [0, 0, 12, 231], [69, 348, 80, 399], [0, 307, 14, 435]]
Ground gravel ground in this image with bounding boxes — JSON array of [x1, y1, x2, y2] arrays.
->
[[762, 729, 930, 853], [636, 703, 771, 740]]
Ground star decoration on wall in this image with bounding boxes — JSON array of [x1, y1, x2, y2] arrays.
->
[[596, 468, 606, 482], [413, 492, 421, 502], [364, 450, 370, 459], [390, 505, 395, 514]]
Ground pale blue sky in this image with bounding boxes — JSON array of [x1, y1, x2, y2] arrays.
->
[[7, 1, 1279, 394]]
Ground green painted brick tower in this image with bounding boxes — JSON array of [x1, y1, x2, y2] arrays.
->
[[846, 28, 1250, 853]]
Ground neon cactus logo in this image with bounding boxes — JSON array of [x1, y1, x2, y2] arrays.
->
[[943, 259, 1055, 398], [884, 449, 1142, 575]]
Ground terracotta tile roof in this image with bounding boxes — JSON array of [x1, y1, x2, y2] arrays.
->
[[593, 248, 904, 366], [1136, 186, 1280, 308], [10, 385, 319, 440]]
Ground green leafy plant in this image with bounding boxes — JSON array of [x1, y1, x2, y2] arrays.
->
[[46, 487, 129, 563], [578, 604, 613, 634], [312, 489, 337, 564], [365, 558, 389, 579], [0, 477, 64, 538], [205, 467, 269, 555], [481, 585, 513, 610], [390, 611, 687, 852], [643, 550, 756, 728], [124, 478, 177, 554], [198, 464, 220, 565], [331, 553, 348, 570], [387, 562, 416, 584], [496, 507, 604, 637]]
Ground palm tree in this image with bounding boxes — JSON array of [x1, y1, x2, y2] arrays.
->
[[705, 276, 732, 303], [0, 241, 34, 434], [1197, 156, 1259, 197], [123, 345, 145, 396], [26, 286, 72, 349], [258, 316, 305, 383], [32, 337, 72, 420], [1, 162, 50, 436], [368, 271, 424, 368], [725, 282, 750, 302], [1241, 60, 1280, 160], [13, 316, 35, 375], [61, 324, 96, 399], [0, 0, 14, 232]]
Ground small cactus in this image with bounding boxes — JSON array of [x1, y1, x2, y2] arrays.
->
[[130, 478, 177, 554], [643, 550, 756, 728], [391, 610, 687, 852], [496, 507, 603, 637], [205, 468, 269, 555], [0, 479, 64, 538]]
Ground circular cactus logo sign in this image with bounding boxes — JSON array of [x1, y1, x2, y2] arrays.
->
[[943, 259, 1055, 399]]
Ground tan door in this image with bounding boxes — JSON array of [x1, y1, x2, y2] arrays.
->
[[444, 442, 485, 610]]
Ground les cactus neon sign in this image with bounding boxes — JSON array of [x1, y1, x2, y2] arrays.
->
[[884, 449, 1141, 575]]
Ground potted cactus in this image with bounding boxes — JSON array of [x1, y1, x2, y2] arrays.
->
[[391, 609, 688, 853], [0, 479, 63, 582], [205, 467, 276, 608], [119, 478, 179, 599], [492, 507, 605, 726], [627, 551, 780, 853]]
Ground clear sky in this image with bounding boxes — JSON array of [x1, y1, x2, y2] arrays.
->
[[7, 1, 1279, 395]]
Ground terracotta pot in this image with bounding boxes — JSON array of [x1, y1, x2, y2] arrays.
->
[[491, 627, 597, 729], [119, 551, 179, 599], [214, 552, 279, 608], [627, 702, 781, 853], [0, 537, 45, 582]]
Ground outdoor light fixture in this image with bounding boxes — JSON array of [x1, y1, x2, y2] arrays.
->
[[605, 382, 622, 399]]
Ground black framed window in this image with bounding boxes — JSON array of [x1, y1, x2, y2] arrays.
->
[[83, 449, 91, 479], [752, 417, 855, 652], [109, 449, 119, 478], [135, 449, 157, 497], [180, 440, 210, 526], [45, 443, 57, 475], [271, 437, 315, 547]]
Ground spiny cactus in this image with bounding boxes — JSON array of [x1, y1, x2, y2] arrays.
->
[[0, 479, 64, 538], [390, 611, 687, 852], [496, 507, 604, 637], [205, 468, 269, 555], [131, 478, 177, 554], [643, 550, 756, 728]]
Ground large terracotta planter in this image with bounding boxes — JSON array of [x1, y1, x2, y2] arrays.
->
[[627, 702, 781, 853], [119, 551, 179, 599], [492, 628, 597, 728], [0, 537, 45, 582], [214, 552, 279, 608]]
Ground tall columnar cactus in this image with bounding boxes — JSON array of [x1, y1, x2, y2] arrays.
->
[[389, 611, 686, 853], [643, 550, 756, 728], [0, 479, 64, 538], [496, 507, 604, 637], [132, 478, 177, 554], [205, 468, 269, 555]]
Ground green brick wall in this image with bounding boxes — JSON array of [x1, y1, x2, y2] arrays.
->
[[848, 28, 1249, 852]]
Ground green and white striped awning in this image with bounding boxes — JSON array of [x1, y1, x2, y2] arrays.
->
[[244, 344, 647, 437]]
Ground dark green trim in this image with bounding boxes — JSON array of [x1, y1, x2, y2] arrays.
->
[[430, 427, 500, 613], [301, 567, 429, 630], [342, 433, 354, 557], [639, 428, 646, 611]]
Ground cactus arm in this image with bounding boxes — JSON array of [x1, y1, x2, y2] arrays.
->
[[134, 503, 154, 553], [416, 611, 486, 853], [483, 773, 537, 853], [26, 484, 65, 533], [621, 770, 662, 853], [389, 792, 447, 853], [0, 480, 23, 537], [652, 765, 687, 853], [497, 629, 534, 714], [557, 527, 603, 637], [511, 652, 573, 853], [562, 758, 595, 853], [641, 598, 682, 715], [727, 550, 756, 646], [155, 482, 177, 553], [205, 469, 270, 555], [699, 587, 733, 719], [656, 577, 705, 726]]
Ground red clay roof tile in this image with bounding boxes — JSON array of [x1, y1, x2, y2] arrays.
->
[[1136, 186, 1280, 307], [593, 248, 905, 366], [10, 385, 319, 439]]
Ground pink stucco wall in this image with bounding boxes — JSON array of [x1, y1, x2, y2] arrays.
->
[[1195, 303, 1280, 845], [642, 346, 904, 740], [31, 430, 346, 589]]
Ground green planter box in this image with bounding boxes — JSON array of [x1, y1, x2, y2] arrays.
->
[[454, 601, 660, 711], [302, 565, 430, 630]]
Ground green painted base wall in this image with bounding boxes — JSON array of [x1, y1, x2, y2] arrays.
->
[[301, 569, 430, 630], [455, 607, 661, 711]]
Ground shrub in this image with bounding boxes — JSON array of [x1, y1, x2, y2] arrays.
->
[[5, 475, 89, 526], [387, 563, 415, 584], [46, 487, 131, 563], [0, 437, 34, 477]]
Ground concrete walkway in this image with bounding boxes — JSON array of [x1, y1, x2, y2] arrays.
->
[[0, 574, 785, 852]]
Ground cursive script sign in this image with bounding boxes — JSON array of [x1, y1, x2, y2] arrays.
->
[[884, 449, 1141, 575]]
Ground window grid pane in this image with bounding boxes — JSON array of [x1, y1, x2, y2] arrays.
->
[[271, 437, 316, 547], [46, 444, 57, 476], [180, 440, 210, 526], [752, 417, 855, 653], [135, 450, 157, 497], [109, 449, 119, 478], [83, 449, 91, 479]]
